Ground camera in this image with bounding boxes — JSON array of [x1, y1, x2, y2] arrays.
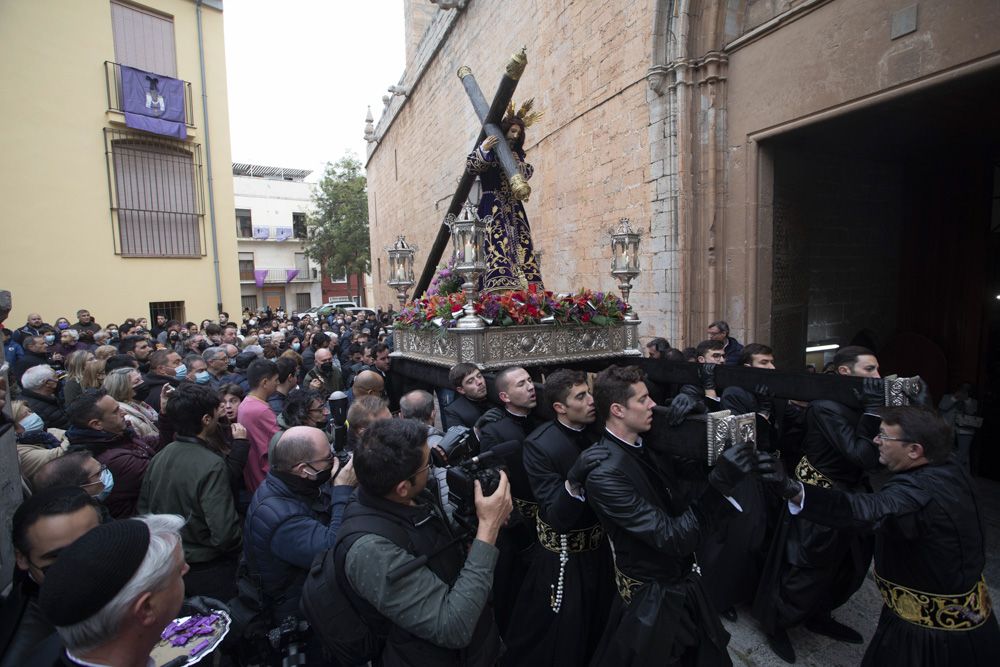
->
[[429, 426, 476, 467], [445, 450, 506, 531], [267, 616, 309, 666]]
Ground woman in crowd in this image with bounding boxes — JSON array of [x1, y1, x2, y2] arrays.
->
[[103, 367, 160, 438], [62, 349, 96, 406], [11, 399, 67, 486]]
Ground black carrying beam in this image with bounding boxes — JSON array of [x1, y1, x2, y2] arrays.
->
[[414, 55, 526, 299]]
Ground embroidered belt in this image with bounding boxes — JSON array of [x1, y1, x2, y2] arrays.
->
[[513, 497, 538, 523], [795, 456, 834, 489], [614, 565, 644, 605], [536, 516, 604, 554], [874, 571, 993, 630]]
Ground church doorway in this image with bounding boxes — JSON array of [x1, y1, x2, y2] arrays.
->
[[762, 63, 1000, 478]]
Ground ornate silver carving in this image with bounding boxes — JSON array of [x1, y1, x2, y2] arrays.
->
[[391, 321, 642, 369], [884, 375, 922, 407], [705, 410, 756, 466]]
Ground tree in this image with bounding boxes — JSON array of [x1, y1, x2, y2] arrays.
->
[[304, 155, 370, 304]]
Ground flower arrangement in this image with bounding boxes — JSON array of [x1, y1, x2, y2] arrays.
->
[[425, 256, 464, 297], [393, 287, 628, 330]]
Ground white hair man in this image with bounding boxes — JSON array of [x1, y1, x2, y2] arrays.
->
[[38, 514, 189, 667], [20, 364, 70, 430]]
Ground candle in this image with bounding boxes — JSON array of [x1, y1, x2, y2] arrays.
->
[[396, 264, 406, 281], [464, 242, 474, 263]]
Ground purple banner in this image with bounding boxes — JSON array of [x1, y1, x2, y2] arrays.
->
[[252, 226, 269, 240], [285, 269, 300, 283], [254, 269, 268, 287], [120, 65, 187, 140], [275, 227, 293, 241]]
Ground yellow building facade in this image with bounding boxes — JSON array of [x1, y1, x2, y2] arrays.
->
[[0, 0, 240, 327]]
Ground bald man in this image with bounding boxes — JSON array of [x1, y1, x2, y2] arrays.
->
[[242, 425, 357, 628], [352, 369, 385, 399]]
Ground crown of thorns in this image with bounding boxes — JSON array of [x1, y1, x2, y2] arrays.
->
[[504, 98, 544, 128]]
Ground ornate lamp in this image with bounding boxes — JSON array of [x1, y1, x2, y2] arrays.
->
[[610, 217, 641, 321], [446, 201, 489, 328], [386, 235, 416, 308]]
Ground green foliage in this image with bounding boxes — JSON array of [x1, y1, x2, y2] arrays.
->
[[304, 155, 370, 299]]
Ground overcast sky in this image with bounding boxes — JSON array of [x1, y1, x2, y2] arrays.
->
[[224, 0, 405, 180]]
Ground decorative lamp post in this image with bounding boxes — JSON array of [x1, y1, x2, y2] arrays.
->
[[386, 235, 416, 308], [446, 201, 489, 329], [610, 217, 641, 321]]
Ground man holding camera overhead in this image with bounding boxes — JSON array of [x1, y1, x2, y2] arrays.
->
[[584, 365, 754, 667], [337, 418, 511, 666]]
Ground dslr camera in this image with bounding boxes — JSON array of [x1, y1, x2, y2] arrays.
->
[[444, 451, 504, 531]]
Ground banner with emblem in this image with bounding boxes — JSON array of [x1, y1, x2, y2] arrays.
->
[[120, 65, 187, 140]]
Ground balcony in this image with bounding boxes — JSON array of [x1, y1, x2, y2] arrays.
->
[[104, 61, 195, 130], [240, 268, 318, 284]]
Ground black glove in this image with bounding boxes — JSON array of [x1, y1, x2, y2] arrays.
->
[[474, 407, 505, 433], [755, 451, 801, 499], [755, 383, 774, 417], [698, 363, 717, 391], [904, 377, 932, 408], [567, 446, 610, 487], [852, 377, 885, 412], [707, 443, 754, 496], [664, 392, 704, 426]]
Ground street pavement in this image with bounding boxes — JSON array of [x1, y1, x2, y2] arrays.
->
[[724, 476, 1000, 666]]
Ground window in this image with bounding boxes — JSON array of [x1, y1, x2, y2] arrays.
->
[[293, 212, 307, 239], [241, 295, 258, 312], [106, 129, 204, 257], [110, 0, 177, 77], [296, 293, 312, 312], [236, 209, 252, 238], [327, 265, 348, 283], [294, 252, 309, 277], [149, 300, 184, 323], [239, 252, 255, 280]]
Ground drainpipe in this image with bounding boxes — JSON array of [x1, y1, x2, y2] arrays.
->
[[196, 0, 224, 314]]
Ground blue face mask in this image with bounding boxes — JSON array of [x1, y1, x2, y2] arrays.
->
[[195, 370, 212, 384], [94, 467, 115, 501], [44, 334, 55, 345], [19, 412, 45, 433], [291, 342, 301, 351], [174, 364, 188, 380]]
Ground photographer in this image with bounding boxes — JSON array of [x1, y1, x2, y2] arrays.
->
[[337, 418, 510, 666]]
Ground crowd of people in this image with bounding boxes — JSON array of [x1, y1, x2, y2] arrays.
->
[[0, 307, 996, 667]]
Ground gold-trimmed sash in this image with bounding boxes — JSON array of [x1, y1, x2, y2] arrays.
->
[[795, 455, 834, 489], [873, 571, 993, 631], [536, 516, 604, 554]]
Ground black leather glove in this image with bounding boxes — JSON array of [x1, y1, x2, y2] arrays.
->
[[707, 443, 754, 496], [567, 446, 610, 487], [474, 407, 505, 433], [755, 383, 774, 417], [852, 377, 885, 412], [755, 451, 801, 499], [904, 377, 931, 408], [664, 392, 704, 426], [698, 363, 717, 391]]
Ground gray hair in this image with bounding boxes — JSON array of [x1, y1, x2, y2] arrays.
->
[[61, 329, 80, 341], [271, 430, 318, 472], [102, 367, 136, 403], [243, 344, 264, 357], [92, 330, 109, 343], [55, 514, 184, 652], [708, 320, 730, 335], [202, 346, 226, 363], [399, 390, 435, 423], [22, 364, 56, 391]]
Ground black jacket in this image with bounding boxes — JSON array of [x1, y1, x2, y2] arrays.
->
[[20, 389, 69, 430], [141, 372, 179, 413], [441, 395, 489, 431], [523, 420, 600, 532], [11, 351, 48, 386], [802, 399, 880, 489], [478, 411, 539, 505]]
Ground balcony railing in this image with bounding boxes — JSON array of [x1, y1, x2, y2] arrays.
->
[[105, 61, 195, 128], [240, 268, 317, 284]]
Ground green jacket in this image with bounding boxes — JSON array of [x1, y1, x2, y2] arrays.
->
[[138, 436, 241, 563]]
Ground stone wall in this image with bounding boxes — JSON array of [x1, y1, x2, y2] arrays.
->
[[367, 0, 658, 334]]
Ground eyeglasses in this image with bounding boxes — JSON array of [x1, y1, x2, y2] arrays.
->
[[81, 464, 108, 488], [409, 461, 432, 479], [874, 432, 914, 444]]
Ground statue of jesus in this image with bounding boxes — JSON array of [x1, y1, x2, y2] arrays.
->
[[466, 101, 543, 293]]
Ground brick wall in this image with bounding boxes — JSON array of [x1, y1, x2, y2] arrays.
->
[[367, 0, 657, 332]]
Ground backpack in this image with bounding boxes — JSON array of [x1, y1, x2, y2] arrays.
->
[[299, 512, 412, 666]]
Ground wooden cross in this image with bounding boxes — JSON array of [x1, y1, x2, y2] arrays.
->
[[413, 47, 530, 299]]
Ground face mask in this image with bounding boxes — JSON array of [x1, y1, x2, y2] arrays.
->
[[292, 342, 301, 351], [44, 335, 55, 345], [94, 467, 115, 501], [174, 364, 188, 380], [57, 322, 69, 330], [228, 358, 236, 369], [274, 468, 329, 496], [195, 370, 212, 384], [320, 362, 333, 373], [19, 412, 45, 433], [249, 319, 257, 326]]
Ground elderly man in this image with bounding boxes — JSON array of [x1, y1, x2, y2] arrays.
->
[[65, 389, 159, 518], [71, 309, 101, 335], [706, 320, 744, 366], [3, 488, 102, 666], [11, 335, 50, 386], [38, 515, 189, 667], [240, 426, 356, 653], [305, 346, 342, 396], [19, 365, 69, 430], [202, 346, 229, 389], [143, 349, 182, 413]]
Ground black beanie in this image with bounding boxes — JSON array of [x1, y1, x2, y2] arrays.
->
[[39, 519, 151, 627]]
